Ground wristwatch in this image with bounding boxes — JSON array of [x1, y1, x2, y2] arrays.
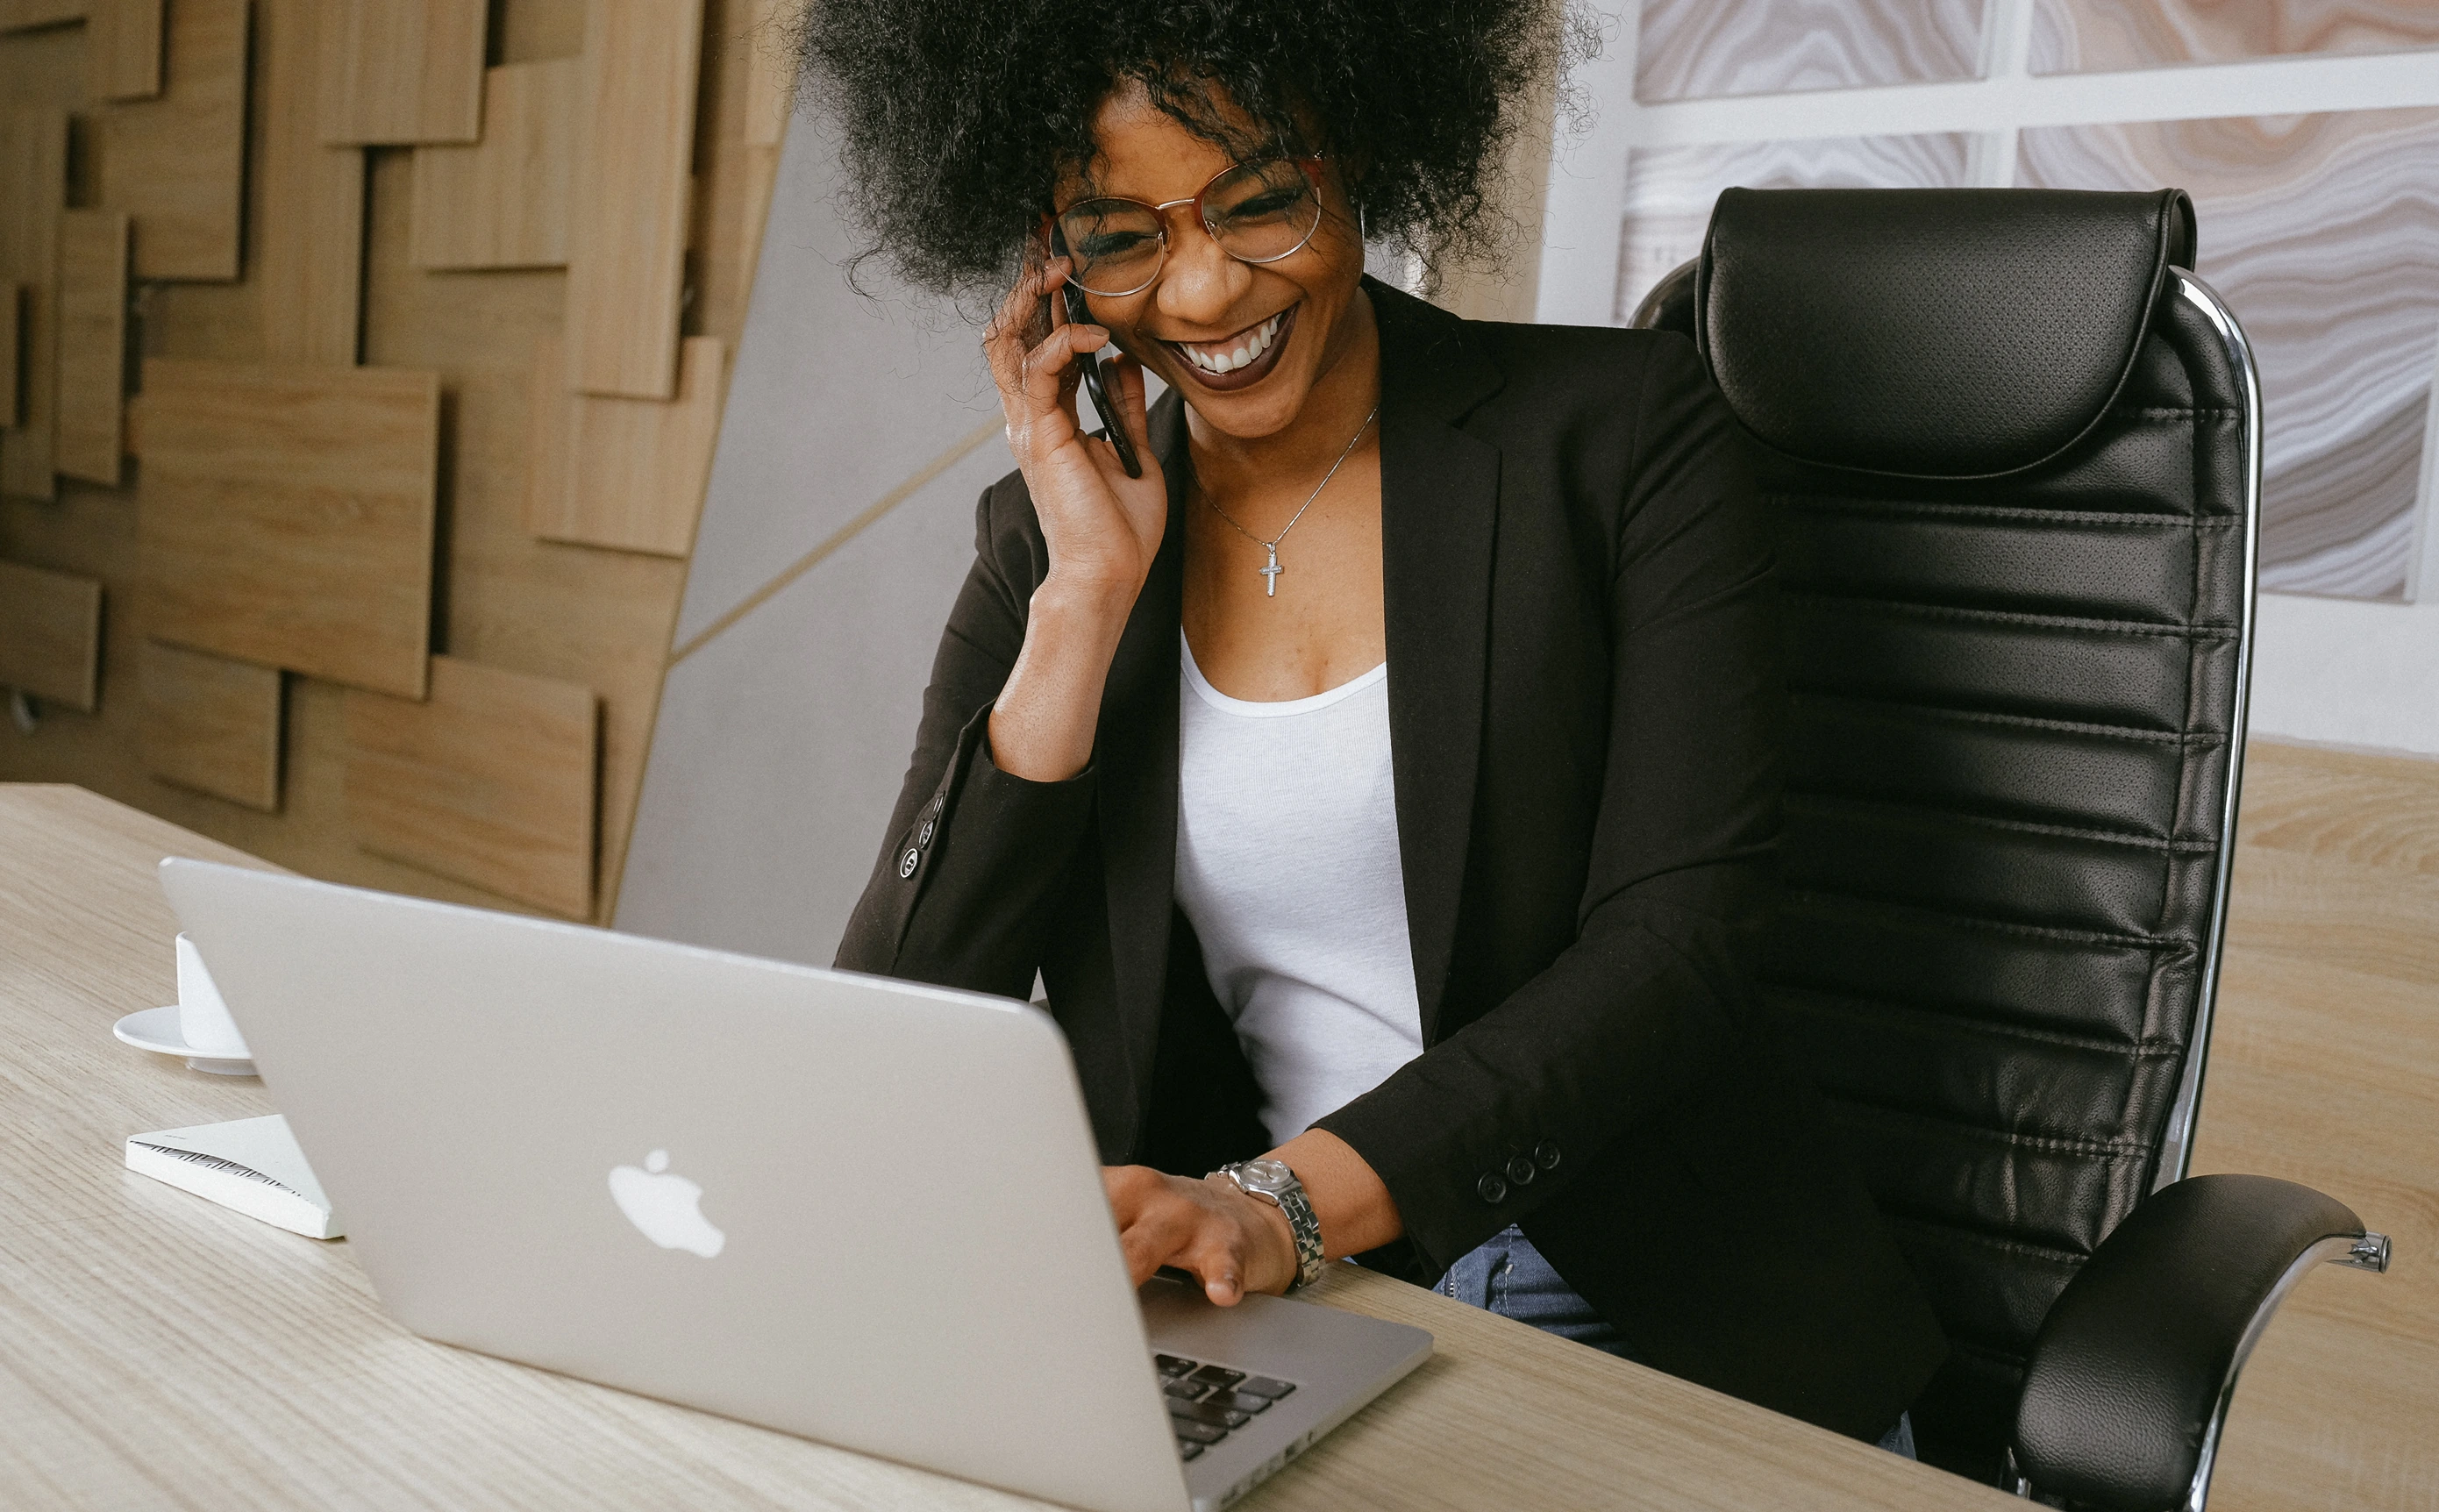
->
[[1216, 1158, 1326, 1290]]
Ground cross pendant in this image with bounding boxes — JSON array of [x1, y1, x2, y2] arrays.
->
[[1259, 544, 1282, 597]]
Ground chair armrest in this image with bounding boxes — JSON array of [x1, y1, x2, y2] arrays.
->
[[2012, 1173, 2386, 1511]]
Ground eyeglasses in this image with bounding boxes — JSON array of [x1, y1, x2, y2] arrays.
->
[[1052, 154, 1329, 298]]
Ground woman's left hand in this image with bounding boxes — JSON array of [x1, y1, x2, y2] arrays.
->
[[1102, 1166, 1300, 1305]]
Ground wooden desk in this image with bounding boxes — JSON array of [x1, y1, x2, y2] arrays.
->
[[0, 784, 2007, 1511]]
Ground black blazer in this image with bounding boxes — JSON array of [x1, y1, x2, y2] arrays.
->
[[838, 280, 1948, 1441]]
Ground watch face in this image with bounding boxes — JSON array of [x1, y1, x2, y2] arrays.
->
[[1235, 1158, 1294, 1194]]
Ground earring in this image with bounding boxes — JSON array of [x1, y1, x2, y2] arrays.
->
[[1359, 203, 1369, 242]]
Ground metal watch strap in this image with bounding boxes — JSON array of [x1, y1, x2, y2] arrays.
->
[[1218, 1162, 1327, 1290], [1274, 1180, 1326, 1289]]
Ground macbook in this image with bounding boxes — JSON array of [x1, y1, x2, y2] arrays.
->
[[159, 859, 1430, 1512]]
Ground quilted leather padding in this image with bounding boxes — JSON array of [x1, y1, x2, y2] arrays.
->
[[1642, 212, 2249, 1485], [1698, 188, 2198, 478]]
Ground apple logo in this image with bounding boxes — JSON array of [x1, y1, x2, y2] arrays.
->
[[608, 1149, 726, 1258]]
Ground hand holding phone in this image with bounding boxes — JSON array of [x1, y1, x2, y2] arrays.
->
[[1049, 225, 1144, 480]]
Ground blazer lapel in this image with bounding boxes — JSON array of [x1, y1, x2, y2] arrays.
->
[[1096, 390, 1195, 1127], [1372, 282, 1506, 1045]]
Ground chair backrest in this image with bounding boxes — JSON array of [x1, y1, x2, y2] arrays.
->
[[1632, 187, 2259, 1481]]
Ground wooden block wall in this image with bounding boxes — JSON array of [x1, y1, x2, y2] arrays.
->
[[140, 639, 282, 811], [316, 0, 486, 145], [257, 0, 365, 364], [410, 59, 580, 270], [0, 108, 66, 499], [94, 0, 247, 281], [1, 284, 18, 424], [137, 359, 439, 699], [0, 557, 102, 710], [526, 332, 724, 556], [0, 0, 83, 30], [741, 0, 799, 149], [85, 0, 159, 100], [566, 0, 702, 398], [344, 656, 598, 917], [53, 209, 127, 485], [0, 0, 790, 929]]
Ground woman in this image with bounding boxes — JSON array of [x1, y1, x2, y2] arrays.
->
[[811, 0, 1946, 1450]]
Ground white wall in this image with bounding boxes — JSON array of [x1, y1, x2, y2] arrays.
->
[[1536, 3, 2439, 756]]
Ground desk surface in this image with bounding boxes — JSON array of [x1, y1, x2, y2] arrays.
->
[[0, 783, 2008, 1511]]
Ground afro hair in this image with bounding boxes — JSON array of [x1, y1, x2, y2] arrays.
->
[[795, 0, 1594, 303]]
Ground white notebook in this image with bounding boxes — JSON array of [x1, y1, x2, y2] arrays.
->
[[125, 1114, 344, 1239]]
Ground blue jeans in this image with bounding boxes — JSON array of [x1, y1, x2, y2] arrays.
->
[[1439, 1225, 1917, 1459]]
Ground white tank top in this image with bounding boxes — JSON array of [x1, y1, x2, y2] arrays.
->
[[1173, 631, 1425, 1148]]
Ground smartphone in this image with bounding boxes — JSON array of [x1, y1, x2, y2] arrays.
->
[[1047, 224, 1143, 480]]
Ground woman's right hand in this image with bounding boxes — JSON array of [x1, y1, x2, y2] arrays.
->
[[976, 257, 1165, 783], [982, 255, 1166, 603]]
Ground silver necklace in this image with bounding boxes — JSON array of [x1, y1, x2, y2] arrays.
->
[[1202, 404, 1380, 598]]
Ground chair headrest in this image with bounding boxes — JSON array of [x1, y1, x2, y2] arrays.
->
[[1695, 188, 2197, 479]]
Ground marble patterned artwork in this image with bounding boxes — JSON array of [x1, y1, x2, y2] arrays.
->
[[2029, 0, 2439, 74], [1636, 0, 1985, 102], [2018, 110, 2439, 601], [1614, 133, 1973, 322]]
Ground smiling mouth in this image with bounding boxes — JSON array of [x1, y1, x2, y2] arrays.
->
[[1162, 304, 1296, 391]]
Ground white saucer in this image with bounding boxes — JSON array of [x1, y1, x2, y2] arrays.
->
[[113, 1005, 257, 1076]]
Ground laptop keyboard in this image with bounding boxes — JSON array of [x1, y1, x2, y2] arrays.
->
[[1153, 1354, 1297, 1460]]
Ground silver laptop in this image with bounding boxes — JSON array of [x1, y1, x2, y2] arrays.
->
[[160, 859, 1430, 1512]]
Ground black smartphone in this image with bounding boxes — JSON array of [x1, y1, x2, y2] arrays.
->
[[1047, 224, 1143, 480]]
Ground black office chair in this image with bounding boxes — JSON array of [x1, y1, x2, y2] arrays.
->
[[1631, 188, 2389, 1510]]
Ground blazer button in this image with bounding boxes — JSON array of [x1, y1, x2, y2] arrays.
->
[[1534, 1139, 1562, 1171], [897, 848, 919, 879], [1505, 1155, 1536, 1186], [917, 818, 936, 845], [1476, 1172, 1508, 1205]]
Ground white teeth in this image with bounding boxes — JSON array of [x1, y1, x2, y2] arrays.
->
[[1181, 311, 1286, 377]]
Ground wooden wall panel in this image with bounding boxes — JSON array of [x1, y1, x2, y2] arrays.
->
[[0, 0, 82, 29], [256, 0, 363, 363], [740, 0, 801, 148], [522, 330, 575, 547], [496, 0, 584, 61], [1, 283, 18, 424], [526, 333, 724, 557], [87, 0, 162, 100], [344, 656, 597, 917], [95, 0, 247, 282], [0, 558, 102, 710], [566, 0, 703, 398], [410, 60, 579, 270], [136, 359, 438, 698], [696, 14, 786, 360], [0, 108, 66, 499], [315, 0, 485, 145], [140, 639, 282, 810], [54, 210, 128, 485], [0, 0, 757, 930]]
